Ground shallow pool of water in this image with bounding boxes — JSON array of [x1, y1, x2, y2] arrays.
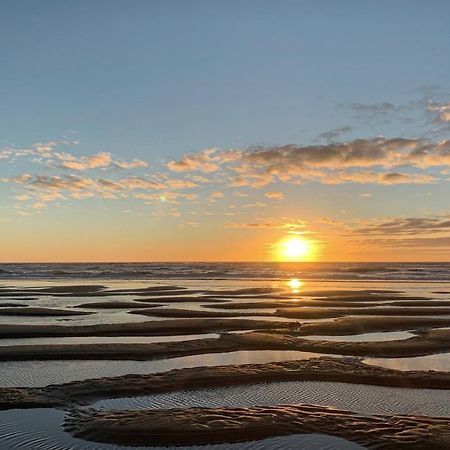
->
[[363, 352, 450, 372], [94, 380, 450, 417], [0, 350, 330, 387], [0, 333, 220, 347], [302, 331, 414, 342]]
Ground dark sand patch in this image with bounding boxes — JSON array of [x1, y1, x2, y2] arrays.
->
[[2, 357, 449, 410], [0, 307, 93, 316], [135, 296, 229, 303], [297, 316, 450, 335], [288, 289, 403, 297], [205, 300, 385, 309], [0, 326, 449, 361], [0, 285, 197, 298], [386, 300, 450, 307], [308, 295, 430, 302], [34, 285, 107, 294], [233, 328, 450, 358], [129, 308, 264, 318], [0, 318, 293, 339], [0, 303, 28, 308], [74, 301, 164, 309], [202, 288, 281, 296], [63, 405, 450, 449], [276, 306, 450, 319]]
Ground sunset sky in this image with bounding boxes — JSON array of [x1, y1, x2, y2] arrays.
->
[[1, 0, 450, 262]]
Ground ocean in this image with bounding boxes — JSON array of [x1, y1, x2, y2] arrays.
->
[[0, 262, 449, 281]]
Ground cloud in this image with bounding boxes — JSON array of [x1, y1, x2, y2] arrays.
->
[[352, 216, 450, 236], [427, 101, 450, 123], [348, 102, 399, 116], [225, 219, 307, 230], [1, 140, 148, 172], [2, 171, 200, 211], [56, 151, 113, 170], [264, 191, 284, 200], [114, 159, 148, 169], [321, 171, 435, 185], [167, 148, 221, 173], [179, 137, 449, 186], [317, 126, 352, 143]]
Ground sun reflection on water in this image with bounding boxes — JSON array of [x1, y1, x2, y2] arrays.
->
[[287, 278, 303, 293]]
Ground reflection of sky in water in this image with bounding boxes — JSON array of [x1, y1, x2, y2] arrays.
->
[[0, 351, 330, 387], [94, 380, 450, 416], [0, 333, 220, 346], [364, 352, 450, 372], [302, 331, 414, 342]]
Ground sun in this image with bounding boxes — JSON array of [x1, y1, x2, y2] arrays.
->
[[277, 237, 313, 261]]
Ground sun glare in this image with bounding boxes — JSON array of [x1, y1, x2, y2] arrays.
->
[[278, 237, 313, 261], [288, 278, 303, 292]]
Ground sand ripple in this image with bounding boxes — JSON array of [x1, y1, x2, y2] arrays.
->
[[0, 408, 364, 450], [94, 380, 450, 416]]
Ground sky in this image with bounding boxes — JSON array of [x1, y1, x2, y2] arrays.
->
[[1, 0, 450, 262]]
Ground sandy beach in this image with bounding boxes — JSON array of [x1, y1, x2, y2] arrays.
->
[[0, 278, 450, 448]]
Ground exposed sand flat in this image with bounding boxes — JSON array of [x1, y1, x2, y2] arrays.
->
[[0, 285, 200, 298], [1, 357, 449, 410], [73, 301, 164, 309], [297, 316, 450, 335], [0, 408, 365, 450], [202, 288, 281, 296], [0, 285, 107, 295], [63, 405, 450, 448], [134, 296, 229, 303], [0, 318, 293, 339], [287, 289, 403, 297], [0, 303, 28, 308], [308, 295, 430, 302], [0, 307, 93, 316], [1, 327, 450, 361], [384, 300, 450, 307], [206, 300, 393, 309], [276, 306, 450, 319], [130, 308, 264, 318], [0, 337, 230, 361]]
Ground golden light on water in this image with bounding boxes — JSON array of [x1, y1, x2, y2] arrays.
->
[[288, 278, 303, 292]]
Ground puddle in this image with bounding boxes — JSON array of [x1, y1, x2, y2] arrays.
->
[[94, 380, 450, 417], [302, 331, 414, 342], [0, 333, 219, 347], [363, 352, 450, 372], [0, 350, 330, 387]]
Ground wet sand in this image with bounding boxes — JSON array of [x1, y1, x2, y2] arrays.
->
[[0, 307, 93, 316], [1, 281, 449, 449], [1, 321, 450, 361], [64, 405, 450, 448], [1, 356, 449, 410]]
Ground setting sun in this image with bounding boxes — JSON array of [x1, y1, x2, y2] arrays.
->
[[276, 237, 314, 261]]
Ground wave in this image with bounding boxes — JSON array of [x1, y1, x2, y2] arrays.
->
[[0, 262, 449, 281]]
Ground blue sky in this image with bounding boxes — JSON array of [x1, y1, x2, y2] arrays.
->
[[2, 0, 449, 153], [1, 1, 450, 261]]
